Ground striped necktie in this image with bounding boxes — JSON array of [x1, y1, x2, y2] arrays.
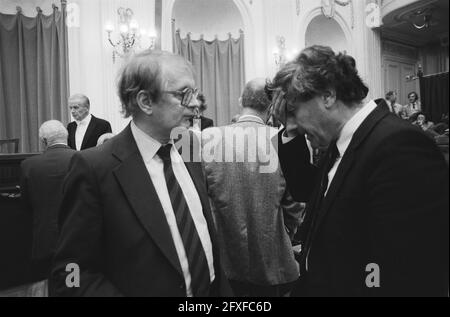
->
[[157, 144, 211, 297]]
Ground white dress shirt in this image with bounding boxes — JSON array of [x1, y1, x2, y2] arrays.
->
[[130, 121, 215, 297], [75, 114, 92, 151], [325, 100, 378, 195]]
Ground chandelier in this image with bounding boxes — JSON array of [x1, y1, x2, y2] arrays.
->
[[105, 7, 157, 63], [273, 36, 297, 69]]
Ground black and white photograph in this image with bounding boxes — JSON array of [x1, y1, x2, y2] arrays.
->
[[0, 0, 448, 301]]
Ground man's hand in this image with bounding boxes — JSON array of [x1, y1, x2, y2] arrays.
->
[[272, 90, 300, 138]]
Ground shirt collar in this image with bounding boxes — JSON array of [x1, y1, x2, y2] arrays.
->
[[46, 143, 69, 151], [76, 113, 92, 126], [130, 121, 176, 164], [237, 114, 265, 125], [336, 100, 378, 157]]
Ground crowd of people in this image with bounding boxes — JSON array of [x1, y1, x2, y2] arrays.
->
[[19, 46, 449, 297], [383, 90, 449, 139]]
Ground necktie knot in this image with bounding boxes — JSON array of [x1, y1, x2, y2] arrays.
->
[[326, 142, 339, 172], [157, 144, 172, 162]]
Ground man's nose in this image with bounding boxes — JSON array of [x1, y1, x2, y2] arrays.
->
[[187, 95, 199, 108], [185, 98, 199, 115]]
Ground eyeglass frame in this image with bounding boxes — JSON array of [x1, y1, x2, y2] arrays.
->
[[162, 87, 200, 108]]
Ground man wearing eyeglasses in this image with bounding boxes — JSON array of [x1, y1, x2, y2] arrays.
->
[[50, 50, 231, 297]]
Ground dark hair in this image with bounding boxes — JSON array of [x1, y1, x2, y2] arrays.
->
[[197, 93, 207, 111], [416, 112, 429, 123], [385, 91, 396, 99], [408, 92, 419, 102], [270, 45, 369, 105], [117, 50, 193, 118]]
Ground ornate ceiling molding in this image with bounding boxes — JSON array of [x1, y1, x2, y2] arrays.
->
[[321, 0, 354, 29]]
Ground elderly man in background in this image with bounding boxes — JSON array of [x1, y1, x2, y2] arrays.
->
[[384, 91, 403, 117], [50, 50, 231, 297], [96, 133, 116, 146], [67, 94, 112, 151], [20, 120, 75, 285], [204, 78, 303, 297]]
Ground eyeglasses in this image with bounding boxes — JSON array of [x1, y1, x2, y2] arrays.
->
[[163, 87, 199, 107]]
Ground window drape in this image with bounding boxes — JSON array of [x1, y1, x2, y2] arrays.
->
[[174, 30, 245, 127], [0, 3, 69, 153], [420, 72, 449, 123]]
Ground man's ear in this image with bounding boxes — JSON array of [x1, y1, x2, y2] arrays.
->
[[322, 89, 337, 109], [136, 90, 154, 115]]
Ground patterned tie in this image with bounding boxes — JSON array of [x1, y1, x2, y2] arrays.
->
[[157, 144, 211, 297]]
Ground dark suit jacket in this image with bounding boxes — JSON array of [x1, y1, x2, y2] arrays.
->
[[201, 116, 214, 130], [20, 145, 76, 264], [279, 105, 449, 297], [67, 115, 112, 150], [190, 116, 214, 131], [50, 125, 232, 297]]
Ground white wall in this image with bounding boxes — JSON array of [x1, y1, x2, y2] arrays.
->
[[306, 15, 349, 54], [67, 0, 155, 133]]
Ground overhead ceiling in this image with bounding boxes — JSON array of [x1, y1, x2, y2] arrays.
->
[[381, 0, 449, 47]]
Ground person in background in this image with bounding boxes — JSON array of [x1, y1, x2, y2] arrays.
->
[[413, 112, 434, 132], [67, 94, 112, 151], [96, 133, 115, 146], [231, 114, 241, 124], [432, 113, 449, 136], [190, 93, 214, 131], [384, 91, 403, 117], [204, 78, 303, 297], [20, 120, 76, 285], [404, 91, 422, 121]]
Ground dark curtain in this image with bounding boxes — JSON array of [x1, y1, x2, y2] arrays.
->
[[420, 44, 449, 76], [419, 72, 449, 123], [0, 2, 70, 153], [174, 30, 245, 127]]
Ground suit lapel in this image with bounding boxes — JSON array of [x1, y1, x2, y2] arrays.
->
[[81, 115, 97, 150], [112, 126, 183, 277], [312, 151, 356, 236], [68, 122, 76, 149], [310, 105, 390, 241]]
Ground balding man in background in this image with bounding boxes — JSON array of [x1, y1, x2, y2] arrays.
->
[[67, 94, 112, 151], [204, 78, 303, 297], [20, 120, 76, 283]]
